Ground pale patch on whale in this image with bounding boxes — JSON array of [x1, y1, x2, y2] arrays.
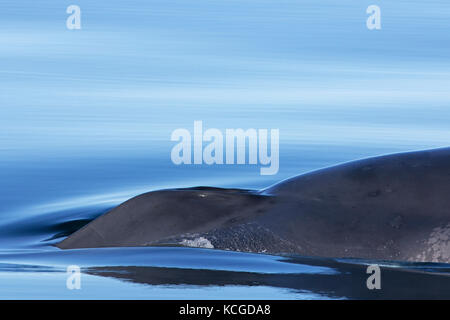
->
[[413, 223, 450, 262], [180, 237, 214, 249]]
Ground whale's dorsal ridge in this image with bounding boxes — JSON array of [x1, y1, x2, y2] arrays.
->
[[56, 187, 272, 250]]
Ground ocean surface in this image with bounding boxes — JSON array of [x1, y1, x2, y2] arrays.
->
[[0, 0, 449, 299]]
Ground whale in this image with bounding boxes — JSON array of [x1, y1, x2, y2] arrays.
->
[[57, 147, 450, 263]]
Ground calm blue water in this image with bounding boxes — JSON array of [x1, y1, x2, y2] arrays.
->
[[0, 0, 449, 299]]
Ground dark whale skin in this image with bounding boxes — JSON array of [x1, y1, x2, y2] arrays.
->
[[57, 147, 450, 263]]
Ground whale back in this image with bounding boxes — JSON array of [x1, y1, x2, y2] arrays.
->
[[255, 147, 450, 261], [58, 147, 450, 262], [57, 187, 272, 249]]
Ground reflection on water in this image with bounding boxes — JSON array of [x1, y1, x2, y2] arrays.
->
[[0, 247, 449, 299], [86, 262, 450, 300]]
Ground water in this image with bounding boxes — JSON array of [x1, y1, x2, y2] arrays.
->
[[0, 0, 450, 299]]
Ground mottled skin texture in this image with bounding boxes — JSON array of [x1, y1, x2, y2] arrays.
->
[[57, 147, 450, 263]]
